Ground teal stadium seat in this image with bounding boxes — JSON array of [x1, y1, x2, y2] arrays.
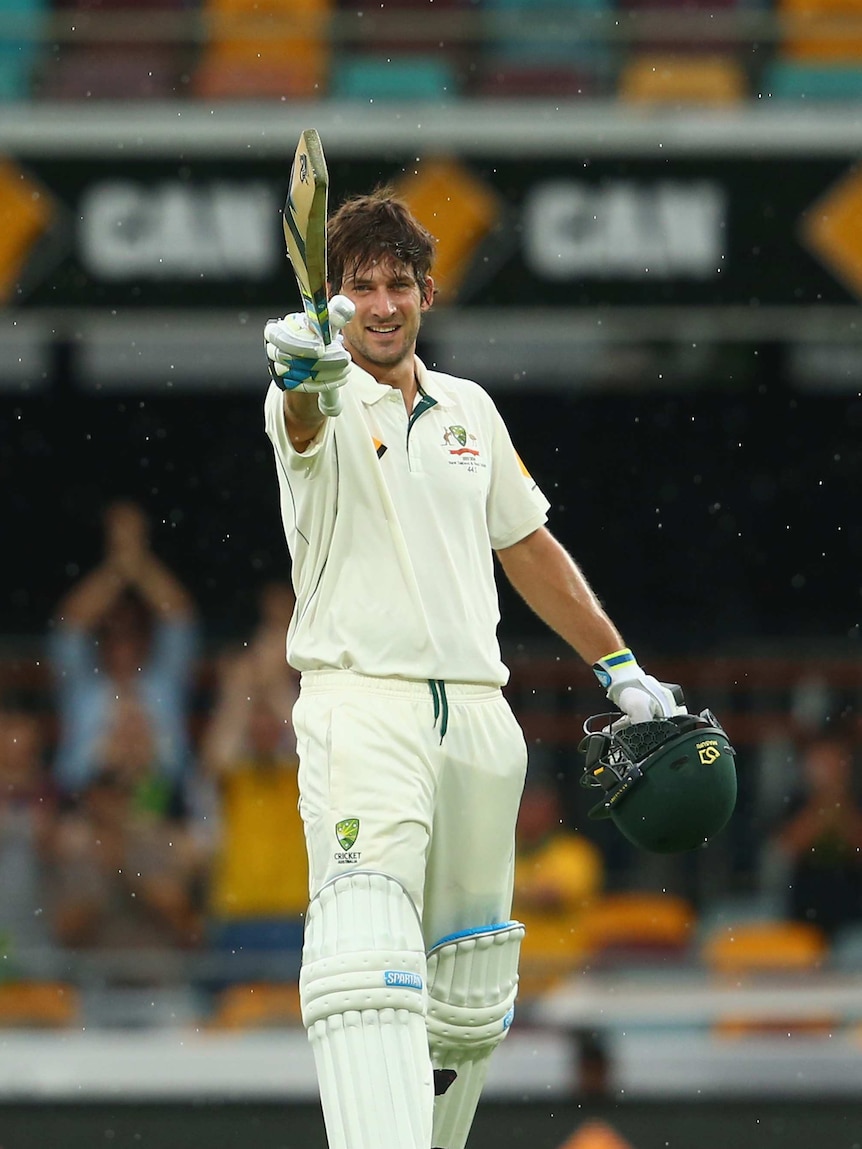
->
[[331, 54, 458, 100], [761, 60, 862, 99], [476, 0, 612, 96], [0, 0, 48, 100], [483, 0, 611, 66], [332, 0, 465, 100]]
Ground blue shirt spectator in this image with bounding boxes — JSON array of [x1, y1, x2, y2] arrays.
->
[[48, 500, 199, 796]]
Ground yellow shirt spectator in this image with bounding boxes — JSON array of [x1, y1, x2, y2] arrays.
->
[[209, 753, 307, 918], [513, 780, 604, 996]]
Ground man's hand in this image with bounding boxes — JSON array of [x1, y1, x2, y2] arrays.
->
[[104, 500, 150, 578], [593, 648, 685, 725], [264, 295, 355, 413]]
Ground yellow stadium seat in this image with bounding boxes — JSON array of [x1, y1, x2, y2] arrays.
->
[[701, 920, 832, 1037], [208, 981, 302, 1029], [0, 982, 81, 1028], [701, 919, 828, 975], [578, 892, 696, 962], [193, 0, 332, 99], [780, 0, 862, 63], [619, 53, 747, 104]]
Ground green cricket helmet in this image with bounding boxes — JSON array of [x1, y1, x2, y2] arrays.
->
[[579, 709, 737, 854]]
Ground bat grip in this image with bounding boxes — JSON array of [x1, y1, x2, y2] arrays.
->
[[318, 389, 343, 417]]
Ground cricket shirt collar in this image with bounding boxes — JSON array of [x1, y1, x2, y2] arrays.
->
[[350, 357, 455, 410]]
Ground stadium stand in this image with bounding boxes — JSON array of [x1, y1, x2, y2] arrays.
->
[[761, 0, 862, 98], [37, 0, 193, 100], [330, 0, 467, 100], [618, 52, 748, 103], [0, 0, 48, 100], [475, 0, 612, 97], [191, 0, 332, 100], [5, 0, 862, 104]]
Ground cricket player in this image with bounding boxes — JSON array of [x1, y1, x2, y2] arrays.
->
[[263, 188, 680, 1149]]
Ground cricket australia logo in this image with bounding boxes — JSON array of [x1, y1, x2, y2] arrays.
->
[[335, 817, 359, 850], [443, 424, 479, 456]]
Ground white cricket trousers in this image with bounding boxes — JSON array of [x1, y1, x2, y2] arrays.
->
[[293, 670, 529, 945]]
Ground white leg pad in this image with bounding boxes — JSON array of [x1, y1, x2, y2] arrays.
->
[[300, 871, 433, 1149], [426, 921, 525, 1149]]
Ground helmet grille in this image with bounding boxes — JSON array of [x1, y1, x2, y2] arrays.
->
[[615, 719, 679, 763]]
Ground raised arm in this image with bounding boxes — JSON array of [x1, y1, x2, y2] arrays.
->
[[199, 651, 255, 777], [54, 561, 128, 629], [106, 501, 195, 619]]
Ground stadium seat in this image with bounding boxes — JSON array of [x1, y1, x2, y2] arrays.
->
[[37, 0, 192, 99], [0, 0, 48, 100], [577, 892, 696, 964], [616, 0, 743, 56], [207, 981, 302, 1028], [763, 0, 862, 100], [192, 0, 332, 99], [477, 0, 612, 95], [779, 0, 862, 62], [38, 46, 185, 99], [619, 53, 747, 103], [760, 60, 862, 99], [330, 53, 458, 100], [701, 919, 833, 1037], [701, 919, 828, 974], [475, 64, 599, 98], [0, 981, 81, 1028]]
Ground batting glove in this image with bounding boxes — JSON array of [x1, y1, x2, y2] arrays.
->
[[593, 648, 685, 725], [264, 295, 355, 401]]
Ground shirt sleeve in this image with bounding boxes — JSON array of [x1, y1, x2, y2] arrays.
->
[[485, 398, 551, 550], [263, 382, 331, 470]]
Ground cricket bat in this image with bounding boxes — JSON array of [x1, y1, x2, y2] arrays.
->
[[282, 128, 343, 417]]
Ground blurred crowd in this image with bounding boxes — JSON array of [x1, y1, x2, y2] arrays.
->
[[0, 500, 308, 1001], [1, 496, 862, 1027], [3, 0, 862, 104]]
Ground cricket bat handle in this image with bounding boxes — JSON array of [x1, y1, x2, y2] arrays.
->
[[318, 390, 342, 417], [316, 295, 356, 418]]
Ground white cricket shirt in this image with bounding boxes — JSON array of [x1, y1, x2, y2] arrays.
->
[[264, 357, 550, 686]]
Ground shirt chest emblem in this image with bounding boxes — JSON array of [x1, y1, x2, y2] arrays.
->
[[443, 424, 479, 457]]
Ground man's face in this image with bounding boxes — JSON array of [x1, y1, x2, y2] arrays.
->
[[337, 256, 433, 373]]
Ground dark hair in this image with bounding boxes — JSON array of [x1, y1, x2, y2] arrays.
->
[[327, 186, 436, 295]]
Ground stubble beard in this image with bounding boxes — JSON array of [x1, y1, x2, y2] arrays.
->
[[346, 313, 422, 372]]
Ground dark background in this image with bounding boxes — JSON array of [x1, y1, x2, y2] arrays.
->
[[4, 350, 860, 653], [4, 147, 861, 655], [2, 1099, 862, 1149]]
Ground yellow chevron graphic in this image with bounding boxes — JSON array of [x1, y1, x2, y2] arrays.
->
[[800, 163, 862, 300], [396, 157, 502, 304], [0, 158, 54, 305]]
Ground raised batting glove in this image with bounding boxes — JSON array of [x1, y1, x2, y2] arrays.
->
[[264, 295, 355, 408], [592, 648, 685, 725]]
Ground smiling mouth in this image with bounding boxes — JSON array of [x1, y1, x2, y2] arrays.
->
[[368, 325, 399, 334]]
